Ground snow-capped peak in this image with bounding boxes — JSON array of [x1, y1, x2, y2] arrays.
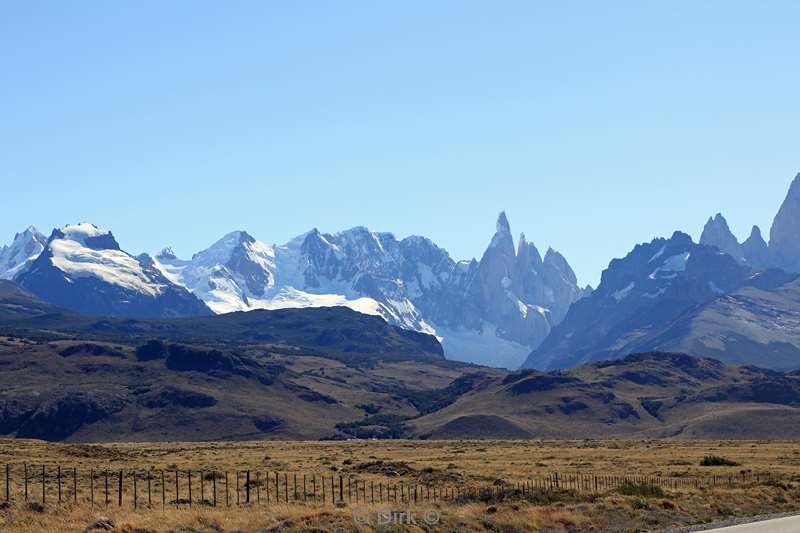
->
[[14, 223, 211, 318], [151, 230, 277, 313], [59, 223, 112, 245], [190, 230, 258, 265], [144, 215, 586, 369], [0, 226, 47, 280], [38, 225, 162, 296]]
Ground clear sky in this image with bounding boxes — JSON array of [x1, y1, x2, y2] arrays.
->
[[1, 1, 798, 287]]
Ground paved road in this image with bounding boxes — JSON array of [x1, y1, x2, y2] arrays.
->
[[704, 515, 800, 532]]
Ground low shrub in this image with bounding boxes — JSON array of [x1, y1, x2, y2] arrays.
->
[[630, 498, 648, 510], [616, 481, 665, 498], [701, 455, 739, 467]]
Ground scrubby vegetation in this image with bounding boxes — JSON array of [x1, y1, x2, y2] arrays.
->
[[335, 414, 409, 439], [616, 481, 666, 498], [701, 455, 739, 467], [1, 439, 799, 533]]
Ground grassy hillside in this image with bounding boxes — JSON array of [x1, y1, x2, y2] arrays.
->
[[412, 352, 800, 440]]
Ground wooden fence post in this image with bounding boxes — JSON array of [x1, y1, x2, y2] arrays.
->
[[147, 471, 152, 508], [90, 470, 94, 509], [161, 471, 165, 509], [57, 465, 62, 504], [134, 471, 138, 509], [284, 473, 288, 503], [256, 472, 260, 504], [245, 471, 250, 504], [213, 472, 217, 507], [236, 471, 240, 506], [73, 468, 77, 504], [188, 471, 192, 508], [117, 470, 122, 507], [339, 476, 343, 503], [175, 471, 179, 507], [24, 463, 28, 502], [225, 472, 229, 507], [5, 464, 9, 503]]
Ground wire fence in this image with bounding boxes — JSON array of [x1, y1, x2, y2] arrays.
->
[[2, 463, 780, 510]]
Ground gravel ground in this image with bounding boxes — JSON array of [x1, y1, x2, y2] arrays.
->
[[662, 511, 800, 532]]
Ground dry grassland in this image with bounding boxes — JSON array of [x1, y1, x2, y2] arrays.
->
[[1, 439, 799, 532]]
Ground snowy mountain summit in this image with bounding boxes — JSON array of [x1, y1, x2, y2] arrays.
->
[[0, 226, 47, 280], [15, 224, 211, 318], [0, 215, 586, 368], [147, 213, 588, 368]]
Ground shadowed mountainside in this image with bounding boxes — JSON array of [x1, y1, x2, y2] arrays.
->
[[411, 352, 800, 440], [3, 282, 800, 442]]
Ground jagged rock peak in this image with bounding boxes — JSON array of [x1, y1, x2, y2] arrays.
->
[[741, 225, 770, 268], [544, 247, 578, 283], [670, 231, 694, 246], [743, 225, 767, 247], [700, 213, 741, 252], [14, 226, 43, 241], [0, 226, 48, 280], [487, 211, 515, 255], [544, 247, 566, 264], [769, 172, 800, 272], [157, 247, 178, 261], [496, 211, 511, 234], [516, 233, 542, 269]]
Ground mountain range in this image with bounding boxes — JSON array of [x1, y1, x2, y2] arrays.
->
[[524, 172, 800, 370], [3, 172, 800, 372], [0, 214, 587, 369]]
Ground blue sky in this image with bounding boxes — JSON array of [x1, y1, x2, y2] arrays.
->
[[1, 1, 798, 286]]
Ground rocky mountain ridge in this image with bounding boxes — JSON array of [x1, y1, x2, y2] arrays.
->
[[523, 231, 756, 369], [700, 172, 800, 272], [524, 171, 800, 371], [1, 215, 587, 368]]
